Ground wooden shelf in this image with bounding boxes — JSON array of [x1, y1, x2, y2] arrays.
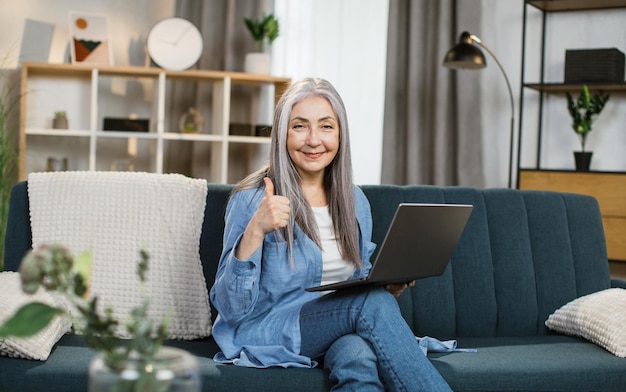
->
[[23, 62, 291, 85], [527, 0, 626, 12], [524, 83, 626, 93], [19, 62, 290, 183]]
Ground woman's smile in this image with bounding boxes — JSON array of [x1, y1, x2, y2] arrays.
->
[[287, 95, 340, 180]]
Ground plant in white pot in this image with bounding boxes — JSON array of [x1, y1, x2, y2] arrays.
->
[[243, 13, 280, 75], [0, 245, 201, 392], [565, 85, 610, 171]]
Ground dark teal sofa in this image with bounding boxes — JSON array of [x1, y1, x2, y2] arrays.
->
[[2, 181, 626, 391]]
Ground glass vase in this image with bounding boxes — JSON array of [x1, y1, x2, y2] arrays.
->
[[89, 346, 200, 392], [179, 107, 204, 134]]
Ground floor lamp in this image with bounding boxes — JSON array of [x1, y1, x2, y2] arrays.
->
[[443, 31, 515, 188]]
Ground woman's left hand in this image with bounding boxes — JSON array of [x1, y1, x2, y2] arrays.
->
[[385, 280, 416, 298]]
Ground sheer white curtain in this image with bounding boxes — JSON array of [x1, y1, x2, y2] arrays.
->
[[272, 0, 389, 185]]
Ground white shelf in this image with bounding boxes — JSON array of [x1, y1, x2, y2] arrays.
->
[[19, 62, 290, 183], [95, 131, 160, 140], [228, 136, 272, 144], [25, 128, 91, 137], [161, 133, 226, 142]]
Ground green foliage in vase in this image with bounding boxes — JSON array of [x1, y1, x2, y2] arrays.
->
[[565, 85, 610, 152], [244, 13, 280, 53], [0, 66, 19, 270], [0, 244, 171, 384]]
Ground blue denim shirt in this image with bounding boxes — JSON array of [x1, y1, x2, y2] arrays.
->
[[209, 184, 375, 368]]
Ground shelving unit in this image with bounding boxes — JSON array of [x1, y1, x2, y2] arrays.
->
[[19, 62, 290, 183], [516, 0, 626, 176], [517, 0, 626, 265]]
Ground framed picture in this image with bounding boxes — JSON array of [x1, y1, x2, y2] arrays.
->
[[68, 11, 113, 65]]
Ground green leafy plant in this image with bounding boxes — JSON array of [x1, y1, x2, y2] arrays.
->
[[0, 244, 170, 387], [0, 67, 19, 270], [565, 85, 610, 152], [54, 111, 66, 118], [244, 13, 280, 53]]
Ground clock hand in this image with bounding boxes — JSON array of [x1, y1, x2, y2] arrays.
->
[[172, 26, 192, 46]]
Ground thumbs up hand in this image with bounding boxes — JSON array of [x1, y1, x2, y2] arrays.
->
[[255, 177, 291, 234], [235, 177, 291, 260]]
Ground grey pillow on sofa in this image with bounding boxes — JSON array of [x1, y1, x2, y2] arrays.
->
[[0, 272, 71, 360], [545, 288, 626, 357]]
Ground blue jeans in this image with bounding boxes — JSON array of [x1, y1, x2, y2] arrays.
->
[[299, 287, 452, 392]]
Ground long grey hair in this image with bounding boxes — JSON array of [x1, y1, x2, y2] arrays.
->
[[236, 78, 362, 268]]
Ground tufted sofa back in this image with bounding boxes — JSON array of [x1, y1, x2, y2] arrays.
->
[[4, 182, 611, 339], [360, 185, 611, 338]]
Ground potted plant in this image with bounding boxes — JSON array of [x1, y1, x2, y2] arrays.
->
[[565, 85, 610, 171], [0, 245, 201, 391], [0, 66, 19, 269], [243, 13, 280, 74], [52, 111, 68, 129]]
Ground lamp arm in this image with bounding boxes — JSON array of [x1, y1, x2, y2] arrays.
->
[[471, 35, 515, 188]]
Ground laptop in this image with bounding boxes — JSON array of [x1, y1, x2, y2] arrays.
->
[[305, 203, 473, 292]]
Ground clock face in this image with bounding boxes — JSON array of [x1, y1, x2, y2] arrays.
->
[[147, 17, 203, 71]]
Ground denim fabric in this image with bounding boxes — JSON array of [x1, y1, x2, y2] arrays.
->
[[299, 288, 452, 392], [324, 334, 383, 391], [210, 184, 376, 368]]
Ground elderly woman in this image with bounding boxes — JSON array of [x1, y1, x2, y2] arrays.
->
[[210, 78, 451, 391]]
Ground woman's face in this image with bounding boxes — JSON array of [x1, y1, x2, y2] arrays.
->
[[287, 95, 340, 181]]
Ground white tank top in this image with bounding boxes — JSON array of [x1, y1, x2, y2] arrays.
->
[[312, 206, 356, 287]]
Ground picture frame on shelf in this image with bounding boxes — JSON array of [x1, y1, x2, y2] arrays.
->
[[68, 11, 113, 65]]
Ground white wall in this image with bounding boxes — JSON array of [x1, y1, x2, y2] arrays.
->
[[272, 0, 389, 185], [0, 0, 175, 68]]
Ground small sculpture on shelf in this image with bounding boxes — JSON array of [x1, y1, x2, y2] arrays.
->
[[179, 107, 204, 134], [52, 111, 68, 129], [565, 85, 610, 171]]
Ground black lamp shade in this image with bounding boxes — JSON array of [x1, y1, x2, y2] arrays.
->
[[443, 32, 487, 69]]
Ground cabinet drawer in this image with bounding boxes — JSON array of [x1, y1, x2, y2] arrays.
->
[[519, 170, 626, 216], [604, 217, 626, 262]]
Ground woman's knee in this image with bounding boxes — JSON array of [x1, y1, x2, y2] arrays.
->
[[324, 334, 383, 391], [326, 334, 377, 367], [362, 287, 401, 315]]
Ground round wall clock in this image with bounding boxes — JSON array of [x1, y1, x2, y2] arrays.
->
[[147, 17, 203, 71]]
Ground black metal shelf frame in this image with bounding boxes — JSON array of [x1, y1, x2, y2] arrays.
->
[[516, 0, 626, 187]]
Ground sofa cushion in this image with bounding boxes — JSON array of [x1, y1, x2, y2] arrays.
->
[[26, 172, 212, 340], [431, 335, 626, 392], [545, 288, 626, 357], [0, 334, 331, 392], [0, 272, 71, 360]]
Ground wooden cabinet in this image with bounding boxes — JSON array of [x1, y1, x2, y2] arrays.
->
[[18, 62, 290, 183], [519, 169, 626, 262]]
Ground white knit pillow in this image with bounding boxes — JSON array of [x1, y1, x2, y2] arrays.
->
[[0, 272, 71, 360], [545, 288, 626, 357], [27, 171, 212, 340]]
